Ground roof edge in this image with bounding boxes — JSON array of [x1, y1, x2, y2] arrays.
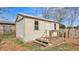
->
[[17, 13, 59, 24]]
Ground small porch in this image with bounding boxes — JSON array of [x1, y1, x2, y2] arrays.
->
[[33, 29, 65, 48], [33, 28, 79, 49]]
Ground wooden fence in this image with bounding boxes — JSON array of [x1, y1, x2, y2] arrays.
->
[[49, 28, 79, 40]]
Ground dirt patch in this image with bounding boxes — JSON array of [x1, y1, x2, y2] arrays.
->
[[65, 38, 79, 44], [42, 43, 79, 51], [0, 36, 30, 51], [1, 33, 79, 51], [0, 37, 41, 51], [0, 39, 28, 51]]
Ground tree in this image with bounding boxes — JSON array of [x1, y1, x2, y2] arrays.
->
[[41, 7, 51, 19], [41, 7, 66, 24], [41, 7, 79, 38], [41, 7, 79, 27], [59, 24, 66, 29], [65, 7, 79, 27]]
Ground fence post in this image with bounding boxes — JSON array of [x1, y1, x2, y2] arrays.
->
[[57, 31, 59, 40], [49, 30, 52, 43], [65, 29, 68, 38]]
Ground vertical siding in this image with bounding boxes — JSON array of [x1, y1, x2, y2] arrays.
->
[[16, 19, 25, 39], [16, 16, 59, 42], [24, 18, 58, 41], [51, 23, 59, 37], [25, 18, 46, 41], [0, 24, 15, 33], [56, 24, 59, 30]]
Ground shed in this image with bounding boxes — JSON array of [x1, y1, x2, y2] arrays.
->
[[16, 13, 59, 42]]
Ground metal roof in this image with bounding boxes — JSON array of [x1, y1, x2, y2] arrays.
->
[[17, 13, 58, 24]]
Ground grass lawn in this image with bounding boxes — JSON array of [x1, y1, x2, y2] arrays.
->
[[15, 39, 40, 51], [12, 39, 79, 51], [0, 33, 79, 51], [43, 43, 79, 51]]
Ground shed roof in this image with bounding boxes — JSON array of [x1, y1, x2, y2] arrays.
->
[[16, 13, 59, 24]]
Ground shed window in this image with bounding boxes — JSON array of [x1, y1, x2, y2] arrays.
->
[[34, 21, 39, 30], [54, 24, 56, 30]]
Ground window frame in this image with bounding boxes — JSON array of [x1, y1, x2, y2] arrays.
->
[[54, 23, 56, 30], [34, 21, 39, 30]]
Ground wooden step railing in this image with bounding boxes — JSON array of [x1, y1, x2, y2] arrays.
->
[[33, 30, 50, 47]]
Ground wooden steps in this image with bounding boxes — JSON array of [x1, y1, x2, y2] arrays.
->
[[33, 38, 49, 47], [33, 40, 47, 47], [33, 30, 50, 47], [36, 39, 48, 44], [36, 38, 48, 43]]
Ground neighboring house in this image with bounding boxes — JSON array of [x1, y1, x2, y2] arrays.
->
[[0, 19, 15, 33], [16, 13, 59, 42]]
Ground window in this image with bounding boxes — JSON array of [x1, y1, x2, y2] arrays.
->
[[54, 24, 56, 30], [34, 21, 39, 30]]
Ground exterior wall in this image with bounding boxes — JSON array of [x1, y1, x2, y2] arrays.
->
[[16, 19, 25, 40], [0, 24, 15, 34], [0, 25, 4, 33], [16, 15, 59, 42], [24, 18, 59, 41], [10, 25, 15, 32], [56, 24, 59, 30], [52, 23, 59, 37]]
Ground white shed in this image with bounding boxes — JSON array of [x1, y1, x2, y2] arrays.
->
[[16, 13, 59, 42]]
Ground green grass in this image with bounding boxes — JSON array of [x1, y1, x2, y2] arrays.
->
[[0, 33, 15, 39], [0, 34, 12, 42], [0, 33, 15, 46]]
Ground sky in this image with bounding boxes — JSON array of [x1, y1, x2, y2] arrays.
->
[[0, 7, 79, 27], [0, 7, 42, 22]]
